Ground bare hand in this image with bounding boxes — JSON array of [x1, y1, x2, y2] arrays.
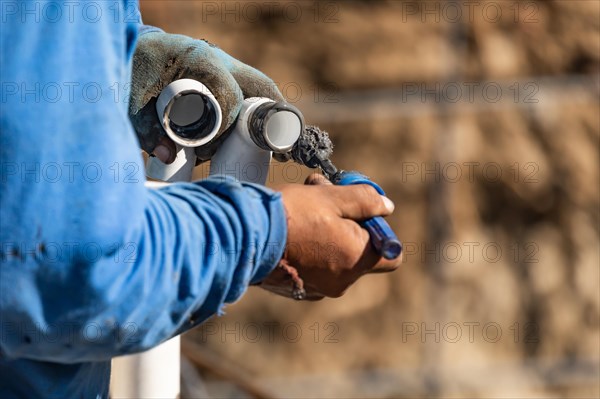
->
[[259, 174, 401, 300]]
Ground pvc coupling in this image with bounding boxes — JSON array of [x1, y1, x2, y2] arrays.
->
[[156, 79, 222, 147]]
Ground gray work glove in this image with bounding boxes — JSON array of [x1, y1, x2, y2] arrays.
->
[[129, 30, 285, 164]]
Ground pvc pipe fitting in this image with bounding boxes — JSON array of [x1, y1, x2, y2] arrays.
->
[[209, 97, 304, 184], [147, 79, 222, 182], [155, 79, 222, 147]]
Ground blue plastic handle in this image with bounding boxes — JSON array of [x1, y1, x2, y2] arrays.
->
[[334, 171, 402, 260]]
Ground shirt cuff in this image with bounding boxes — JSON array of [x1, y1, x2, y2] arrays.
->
[[139, 25, 164, 36]]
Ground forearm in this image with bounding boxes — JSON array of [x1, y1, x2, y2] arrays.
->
[[1, 171, 286, 363], [117, 179, 286, 350]]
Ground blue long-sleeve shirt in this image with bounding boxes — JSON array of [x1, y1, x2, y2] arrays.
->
[[0, 1, 287, 397]]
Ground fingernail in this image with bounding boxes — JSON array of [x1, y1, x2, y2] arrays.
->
[[382, 196, 395, 212], [154, 145, 171, 164]]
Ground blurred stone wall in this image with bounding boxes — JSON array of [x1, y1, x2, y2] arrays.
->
[[140, 1, 599, 397]]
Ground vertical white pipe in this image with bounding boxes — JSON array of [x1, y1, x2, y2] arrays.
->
[[110, 337, 180, 399]]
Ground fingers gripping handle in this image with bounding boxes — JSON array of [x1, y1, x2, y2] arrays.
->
[[334, 171, 402, 260], [362, 218, 403, 261]]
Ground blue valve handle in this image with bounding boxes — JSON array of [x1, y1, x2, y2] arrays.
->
[[333, 171, 402, 260]]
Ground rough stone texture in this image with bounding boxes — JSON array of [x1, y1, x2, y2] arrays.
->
[[141, 1, 599, 397]]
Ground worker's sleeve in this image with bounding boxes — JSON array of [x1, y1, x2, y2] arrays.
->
[[0, 0, 286, 363]]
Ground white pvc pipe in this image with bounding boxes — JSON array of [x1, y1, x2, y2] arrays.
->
[[263, 108, 302, 151], [146, 79, 222, 182], [210, 98, 273, 184], [110, 336, 180, 399], [156, 79, 222, 148], [209, 97, 302, 183], [146, 146, 197, 182]]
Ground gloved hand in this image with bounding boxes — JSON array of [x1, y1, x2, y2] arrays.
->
[[129, 30, 284, 164], [258, 174, 401, 300]]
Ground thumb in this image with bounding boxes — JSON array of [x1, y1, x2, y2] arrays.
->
[[152, 136, 177, 164], [334, 184, 395, 220]]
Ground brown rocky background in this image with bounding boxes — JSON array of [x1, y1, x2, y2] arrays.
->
[[140, 1, 599, 397]]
